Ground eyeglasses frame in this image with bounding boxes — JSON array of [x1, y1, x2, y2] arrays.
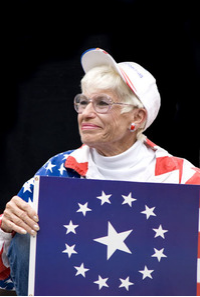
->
[[74, 93, 136, 114]]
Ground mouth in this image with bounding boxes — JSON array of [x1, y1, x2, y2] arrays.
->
[[81, 123, 101, 130]]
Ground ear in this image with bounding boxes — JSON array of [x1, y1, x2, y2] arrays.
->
[[131, 108, 147, 128]]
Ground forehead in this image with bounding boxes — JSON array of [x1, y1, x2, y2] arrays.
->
[[83, 90, 119, 101]]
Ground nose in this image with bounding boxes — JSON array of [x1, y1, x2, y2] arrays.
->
[[81, 102, 96, 117]]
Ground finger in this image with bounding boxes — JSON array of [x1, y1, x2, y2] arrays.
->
[[3, 197, 40, 235], [11, 211, 40, 235], [11, 205, 39, 230], [2, 217, 28, 235], [3, 208, 40, 235], [2, 209, 28, 234], [12, 196, 39, 222]]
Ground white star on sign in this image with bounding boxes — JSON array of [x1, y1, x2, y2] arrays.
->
[[76, 202, 92, 216], [93, 222, 133, 260], [151, 248, 167, 262], [139, 265, 154, 279], [74, 263, 89, 277], [141, 205, 156, 219], [94, 275, 109, 290], [152, 224, 168, 239], [121, 192, 137, 207], [63, 220, 79, 234], [119, 276, 134, 291], [62, 244, 77, 258], [96, 191, 112, 205]]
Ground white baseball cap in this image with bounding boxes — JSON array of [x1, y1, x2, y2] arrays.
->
[[81, 48, 161, 130]]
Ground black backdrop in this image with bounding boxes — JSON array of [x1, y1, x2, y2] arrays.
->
[[1, 0, 200, 210]]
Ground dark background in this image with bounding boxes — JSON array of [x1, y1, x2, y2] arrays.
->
[[1, 0, 200, 211]]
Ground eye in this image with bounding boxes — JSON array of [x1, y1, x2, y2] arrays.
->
[[79, 98, 88, 106], [96, 97, 111, 107], [98, 100, 109, 106]]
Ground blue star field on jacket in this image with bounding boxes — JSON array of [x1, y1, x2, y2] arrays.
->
[[18, 150, 80, 203]]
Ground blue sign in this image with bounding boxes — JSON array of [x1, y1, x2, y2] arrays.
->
[[28, 176, 200, 295]]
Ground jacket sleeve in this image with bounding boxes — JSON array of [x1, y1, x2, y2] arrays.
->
[[0, 151, 72, 289], [0, 177, 35, 290], [185, 165, 200, 185], [0, 217, 13, 290]]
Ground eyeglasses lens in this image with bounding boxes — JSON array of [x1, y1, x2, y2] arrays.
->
[[75, 95, 111, 114], [95, 96, 111, 113]]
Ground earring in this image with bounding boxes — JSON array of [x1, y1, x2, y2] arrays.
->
[[129, 123, 136, 132]]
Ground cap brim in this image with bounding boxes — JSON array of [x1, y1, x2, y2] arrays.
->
[[81, 48, 120, 74]]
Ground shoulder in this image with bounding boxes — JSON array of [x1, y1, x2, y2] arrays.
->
[[155, 154, 200, 184], [36, 150, 75, 177], [145, 138, 200, 185], [17, 150, 77, 202]]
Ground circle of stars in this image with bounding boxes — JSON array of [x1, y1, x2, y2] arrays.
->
[[62, 190, 169, 292]]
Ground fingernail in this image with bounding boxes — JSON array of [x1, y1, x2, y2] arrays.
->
[[21, 229, 27, 234], [34, 224, 40, 231], [31, 230, 36, 236], [33, 215, 39, 222]]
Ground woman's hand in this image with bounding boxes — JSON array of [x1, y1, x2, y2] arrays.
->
[[1, 196, 39, 236]]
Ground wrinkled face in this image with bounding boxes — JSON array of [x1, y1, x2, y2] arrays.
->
[[77, 90, 135, 155]]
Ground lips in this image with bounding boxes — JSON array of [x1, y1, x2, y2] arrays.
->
[[81, 123, 101, 130]]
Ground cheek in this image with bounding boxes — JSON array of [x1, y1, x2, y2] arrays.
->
[[77, 115, 86, 134], [77, 114, 81, 125], [77, 116, 81, 132], [101, 118, 128, 141], [78, 111, 130, 143]]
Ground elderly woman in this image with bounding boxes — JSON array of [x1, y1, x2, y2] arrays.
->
[[0, 48, 199, 295]]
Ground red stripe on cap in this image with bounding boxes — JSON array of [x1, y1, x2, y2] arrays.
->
[[96, 48, 108, 54], [119, 67, 137, 93]]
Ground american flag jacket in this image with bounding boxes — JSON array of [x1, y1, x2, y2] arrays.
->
[[0, 138, 199, 291]]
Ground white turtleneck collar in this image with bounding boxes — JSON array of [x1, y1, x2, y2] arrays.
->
[[87, 139, 156, 182]]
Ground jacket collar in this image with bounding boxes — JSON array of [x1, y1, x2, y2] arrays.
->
[[64, 138, 158, 177]]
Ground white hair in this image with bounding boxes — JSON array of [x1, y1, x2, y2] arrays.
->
[[81, 65, 146, 139]]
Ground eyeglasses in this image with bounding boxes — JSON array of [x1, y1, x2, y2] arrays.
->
[[74, 94, 135, 114]]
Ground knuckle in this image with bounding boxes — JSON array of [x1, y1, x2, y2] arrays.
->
[[3, 208, 9, 217], [5, 201, 12, 210], [5, 196, 19, 209], [12, 196, 24, 207], [10, 196, 18, 205], [6, 221, 14, 229], [1, 213, 14, 233], [23, 203, 31, 212], [18, 211, 28, 222], [14, 216, 24, 227], [3, 208, 12, 220], [12, 195, 20, 202]]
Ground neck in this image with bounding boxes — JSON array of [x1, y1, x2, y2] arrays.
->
[[92, 137, 137, 157]]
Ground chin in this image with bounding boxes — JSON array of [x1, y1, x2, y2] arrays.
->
[[81, 136, 101, 149], [81, 132, 101, 144], [81, 136, 95, 145]]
